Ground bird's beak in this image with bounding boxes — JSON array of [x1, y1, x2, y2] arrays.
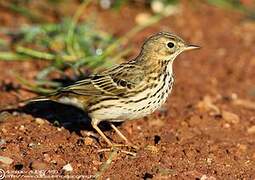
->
[[184, 44, 201, 51]]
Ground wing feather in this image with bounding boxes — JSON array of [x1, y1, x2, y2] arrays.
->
[[59, 63, 145, 97]]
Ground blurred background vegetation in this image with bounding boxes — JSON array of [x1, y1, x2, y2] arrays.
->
[[0, 0, 254, 94]]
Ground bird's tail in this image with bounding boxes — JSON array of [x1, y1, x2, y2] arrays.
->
[[22, 96, 51, 104], [0, 95, 53, 112]]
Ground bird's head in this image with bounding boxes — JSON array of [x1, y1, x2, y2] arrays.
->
[[141, 32, 200, 62]]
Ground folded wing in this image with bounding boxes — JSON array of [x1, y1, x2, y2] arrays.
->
[[59, 63, 145, 97]]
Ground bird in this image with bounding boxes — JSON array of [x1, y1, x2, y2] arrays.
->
[[12, 32, 200, 148]]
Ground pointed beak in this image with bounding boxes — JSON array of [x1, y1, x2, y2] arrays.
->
[[184, 44, 201, 51]]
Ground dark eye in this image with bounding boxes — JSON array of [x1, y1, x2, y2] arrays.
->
[[167, 42, 175, 48]]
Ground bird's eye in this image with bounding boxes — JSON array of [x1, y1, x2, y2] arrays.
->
[[167, 42, 175, 48]]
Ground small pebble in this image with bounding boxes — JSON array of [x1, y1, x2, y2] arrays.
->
[[145, 145, 159, 155], [196, 95, 220, 114], [92, 160, 101, 166], [30, 160, 48, 170], [136, 126, 142, 130], [233, 99, 255, 110], [222, 110, 240, 124], [28, 142, 39, 148], [19, 125, 25, 131], [230, 93, 238, 100], [62, 163, 73, 172], [51, 160, 57, 164], [152, 166, 175, 176], [0, 112, 11, 122], [35, 118, 45, 125], [247, 125, 255, 134], [0, 156, 14, 165], [43, 154, 51, 163], [12, 112, 19, 116], [206, 157, 213, 165], [148, 118, 165, 127], [223, 123, 231, 129], [84, 137, 94, 146], [0, 139, 6, 146], [1, 128, 7, 134], [237, 143, 246, 150], [201, 174, 216, 180]]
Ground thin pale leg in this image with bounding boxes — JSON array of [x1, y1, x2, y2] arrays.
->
[[91, 119, 138, 152], [109, 123, 129, 143], [110, 122, 138, 150], [91, 119, 113, 146]]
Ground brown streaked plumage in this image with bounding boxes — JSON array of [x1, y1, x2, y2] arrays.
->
[[27, 32, 200, 148]]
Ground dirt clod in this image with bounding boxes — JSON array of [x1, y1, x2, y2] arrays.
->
[[62, 163, 73, 172], [84, 137, 94, 146], [35, 118, 45, 125], [30, 161, 48, 170], [43, 154, 51, 163], [247, 125, 255, 134], [233, 99, 255, 110], [200, 174, 216, 180], [0, 156, 14, 165], [222, 110, 240, 124], [196, 95, 220, 115], [145, 145, 159, 155]]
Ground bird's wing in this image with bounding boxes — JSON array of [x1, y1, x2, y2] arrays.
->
[[59, 63, 145, 97]]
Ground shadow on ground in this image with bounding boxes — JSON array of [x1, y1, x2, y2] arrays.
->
[[2, 101, 116, 136]]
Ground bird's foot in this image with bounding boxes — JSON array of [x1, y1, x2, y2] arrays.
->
[[112, 142, 139, 150], [98, 146, 137, 156], [97, 143, 139, 156]]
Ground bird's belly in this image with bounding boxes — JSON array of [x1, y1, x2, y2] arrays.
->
[[89, 75, 174, 121], [89, 90, 171, 121]]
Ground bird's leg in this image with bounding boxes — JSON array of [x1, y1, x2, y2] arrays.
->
[[91, 119, 138, 152], [91, 119, 113, 147], [109, 123, 129, 144], [109, 122, 138, 150]]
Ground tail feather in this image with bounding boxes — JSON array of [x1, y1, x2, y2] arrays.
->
[[0, 95, 52, 112], [20, 90, 61, 104], [0, 91, 73, 112], [23, 96, 51, 103]]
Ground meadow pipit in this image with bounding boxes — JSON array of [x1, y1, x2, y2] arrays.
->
[[25, 32, 199, 148]]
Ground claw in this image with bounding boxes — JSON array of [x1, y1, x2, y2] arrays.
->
[[98, 147, 137, 156]]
